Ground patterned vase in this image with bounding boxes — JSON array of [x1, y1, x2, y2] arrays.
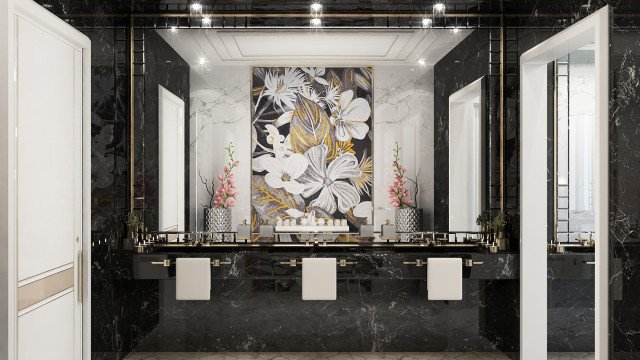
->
[[395, 208, 423, 242], [205, 207, 232, 241]]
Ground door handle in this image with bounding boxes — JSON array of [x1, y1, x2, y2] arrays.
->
[[77, 250, 83, 303]]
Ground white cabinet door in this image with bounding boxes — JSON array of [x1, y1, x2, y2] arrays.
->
[[11, 1, 89, 358]]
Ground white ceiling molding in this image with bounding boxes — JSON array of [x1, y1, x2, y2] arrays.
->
[[157, 28, 472, 68]]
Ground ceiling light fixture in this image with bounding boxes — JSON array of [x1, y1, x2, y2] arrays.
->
[[417, 59, 426, 68], [433, 3, 446, 14], [310, 18, 322, 28], [198, 57, 207, 65], [310, 3, 323, 13], [450, 27, 461, 35], [422, 18, 432, 28], [169, 26, 178, 34], [190, 3, 203, 14], [202, 17, 212, 26]]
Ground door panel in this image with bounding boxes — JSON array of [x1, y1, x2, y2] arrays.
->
[[18, 293, 75, 360], [16, 17, 79, 282], [13, 7, 84, 359]]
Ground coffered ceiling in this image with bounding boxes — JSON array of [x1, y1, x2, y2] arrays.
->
[[156, 28, 472, 67]]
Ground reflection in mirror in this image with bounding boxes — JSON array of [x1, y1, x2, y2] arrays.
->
[[553, 45, 596, 244], [158, 85, 186, 233], [137, 27, 481, 239], [548, 44, 596, 359], [448, 77, 486, 232]]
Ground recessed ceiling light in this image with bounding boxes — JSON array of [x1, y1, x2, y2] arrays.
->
[[169, 26, 178, 34], [42, 3, 53, 8], [433, 3, 446, 14], [422, 18, 432, 28], [310, 18, 322, 27], [202, 17, 212, 26], [198, 57, 207, 65], [450, 27, 461, 35], [190, 3, 203, 14], [310, 3, 323, 13], [417, 59, 426, 67]]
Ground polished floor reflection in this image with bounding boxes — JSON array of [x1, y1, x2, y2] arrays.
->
[[124, 353, 595, 360]]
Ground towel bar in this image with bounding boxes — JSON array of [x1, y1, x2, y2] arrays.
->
[[150, 259, 232, 267], [278, 259, 357, 267], [403, 259, 484, 267]]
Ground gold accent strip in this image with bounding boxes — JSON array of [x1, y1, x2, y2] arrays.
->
[[18, 268, 74, 311], [129, 19, 135, 212], [499, 15, 505, 212]]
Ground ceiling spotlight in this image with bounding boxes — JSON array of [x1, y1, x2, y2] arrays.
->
[[310, 18, 322, 27], [310, 3, 323, 13], [433, 3, 446, 14], [169, 26, 178, 35], [417, 59, 426, 68], [202, 17, 212, 26], [450, 27, 461, 35], [422, 18, 432, 28], [198, 57, 207, 65], [190, 3, 203, 14]]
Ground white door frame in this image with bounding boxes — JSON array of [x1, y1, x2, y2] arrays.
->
[[520, 6, 609, 359], [0, 0, 91, 358]]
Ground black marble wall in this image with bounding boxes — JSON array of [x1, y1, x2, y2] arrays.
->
[[134, 29, 190, 231]]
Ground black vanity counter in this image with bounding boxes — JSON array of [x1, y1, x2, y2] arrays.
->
[[100, 245, 520, 357]]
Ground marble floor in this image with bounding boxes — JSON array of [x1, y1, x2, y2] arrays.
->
[[124, 353, 595, 360]]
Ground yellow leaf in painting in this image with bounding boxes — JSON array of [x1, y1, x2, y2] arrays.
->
[[251, 175, 306, 229], [290, 96, 336, 158]]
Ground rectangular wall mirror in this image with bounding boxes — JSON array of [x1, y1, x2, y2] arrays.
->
[[448, 77, 487, 233]]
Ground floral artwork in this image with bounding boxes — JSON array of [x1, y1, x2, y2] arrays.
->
[[251, 67, 373, 231]]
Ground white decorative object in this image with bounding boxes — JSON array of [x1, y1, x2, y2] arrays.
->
[[300, 218, 308, 226], [318, 218, 326, 226], [341, 219, 348, 226], [276, 217, 283, 226], [275, 225, 350, 233], [326, 219, 333, 226], [284, 219, 291, 226]]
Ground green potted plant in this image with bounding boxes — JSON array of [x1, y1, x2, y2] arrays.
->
[[493, 211, 508, 250], [475, 210, 493, 243], [126, 211, 143, 240]]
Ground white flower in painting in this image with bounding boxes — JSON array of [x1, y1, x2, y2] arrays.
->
[[262, 153, 309, 195], [263, 68, 308, 111], [299, 86, 323, 107], [302, 67, 329, 86], [265, 124, 285, 145], [301, 145, 362, 214], [273, 135, 292, 158], [323, 83, 340, 108], [329, 90, 371, 142], [353, 201, 372, 223]]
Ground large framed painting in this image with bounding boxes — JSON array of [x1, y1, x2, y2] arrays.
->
[[251, 67, 373, 231]]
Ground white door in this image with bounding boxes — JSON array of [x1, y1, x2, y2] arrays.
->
[[158, 86, 185, 233], [5, 0, 91, 359]]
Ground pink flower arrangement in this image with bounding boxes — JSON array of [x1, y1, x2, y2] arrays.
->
[[387, 142, 415, 209], [203, 143, 239, 209]]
